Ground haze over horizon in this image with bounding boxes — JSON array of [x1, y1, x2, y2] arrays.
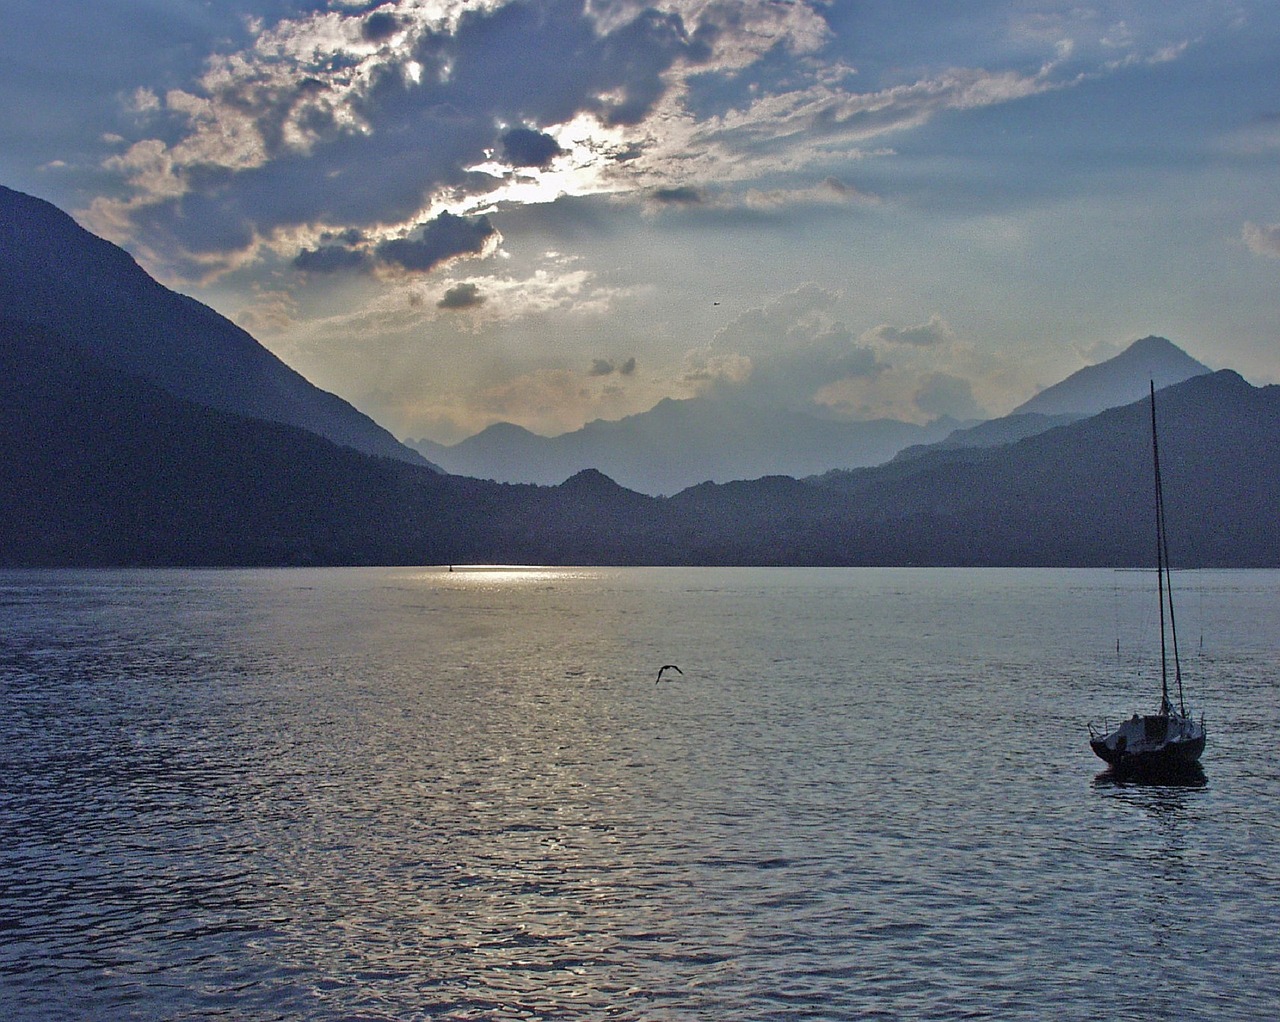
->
[[3, 1, 1278, 444]]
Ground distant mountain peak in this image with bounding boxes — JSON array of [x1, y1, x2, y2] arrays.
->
[[1013, 335, 1211, 417], [558, 467, 626, 492]]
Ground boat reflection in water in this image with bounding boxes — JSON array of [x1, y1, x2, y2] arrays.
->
[[1092, 758, 1207, 790]]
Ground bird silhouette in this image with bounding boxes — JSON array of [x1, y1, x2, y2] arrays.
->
[[655, 664, 683, 683]]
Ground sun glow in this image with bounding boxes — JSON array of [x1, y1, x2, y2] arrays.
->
[[418, 565, 603, 587]]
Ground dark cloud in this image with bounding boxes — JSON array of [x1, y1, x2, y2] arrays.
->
[[651, 185, 704, 204], [294, 244, 370, 273], [589, 356, 637, 377], [864, 316, 955, 347], [375, 212, 498, 272], [294, 212, 496, 275], [438, 282, 484, 309], [90, 0, 714, 273], [362, 11, 400, 43], [119, 190, 257, 279], [734, 335, 884, 410], [500, 127, 564, 168], [590, 7, 708, 126], [320, 227, 365, 246]]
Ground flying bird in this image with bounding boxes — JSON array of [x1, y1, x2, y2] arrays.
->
[[655, 664, 683, 683]]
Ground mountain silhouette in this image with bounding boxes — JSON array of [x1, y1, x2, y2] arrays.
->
[[888, 335, 1211, 464], [411, 396, 967, 494], [1012, 335, 1210, 416], [0, 185, 430, 466], [4, 188, 1276, 567], [4, 313, 1277, 567], [753, 372, 1280, 566]]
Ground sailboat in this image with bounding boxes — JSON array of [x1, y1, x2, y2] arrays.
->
[[1089, 381, 1206, 775]]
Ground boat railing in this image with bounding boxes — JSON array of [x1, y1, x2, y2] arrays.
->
[[1089, 711, 1205, 742]]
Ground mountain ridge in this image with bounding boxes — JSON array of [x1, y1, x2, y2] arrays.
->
[[4, 316, 1277, 567], [1012, 335, 1210, 416], [4, 186, 1276, 567], [0, 185, 432, 466], [410, 395, 969, 493]]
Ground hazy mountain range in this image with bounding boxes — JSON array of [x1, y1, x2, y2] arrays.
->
[[409, 335, 1210, 493], [410, 401, 969, 495], [3, 185, 1276, 567]]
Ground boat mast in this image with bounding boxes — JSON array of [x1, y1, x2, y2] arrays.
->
[[1149, 380, 1184, 716]]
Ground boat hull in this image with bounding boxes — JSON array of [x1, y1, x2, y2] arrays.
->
[[1090, 733, 1205, 773], [1089, 712, 1205, 777]]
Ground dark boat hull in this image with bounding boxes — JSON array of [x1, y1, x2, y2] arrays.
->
[[1090, 732, 1205, 775]]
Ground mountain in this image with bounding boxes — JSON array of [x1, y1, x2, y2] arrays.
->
[[6, 309, 1277, 568], [1012, 335, 1210, 416], [409, 337, 1208, 491], [885, 335, 1209, 465], [888, 412, 1085, 463], [410, 397, 969, 494], [0, 185, 430, 466], [804, 371, 1280, 566], [0, 318, 679, 566], [4, 186, 1274, 567]]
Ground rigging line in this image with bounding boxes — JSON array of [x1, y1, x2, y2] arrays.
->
[[1151, 380, 1171, 715], [1157, 413, 1187, 717], [1151, 379, 1188, 716]]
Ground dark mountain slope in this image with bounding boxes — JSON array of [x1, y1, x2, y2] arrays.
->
[[0, 185, 429, 466], [805, 372, 1279, 566], [4, 314, 1275, 567], [0, 318, 681, 566]]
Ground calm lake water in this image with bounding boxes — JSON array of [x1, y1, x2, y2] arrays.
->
[[2, 566, 1278, 1020]]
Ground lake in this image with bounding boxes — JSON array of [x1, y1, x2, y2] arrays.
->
[[2, 566, 1278, 1020]]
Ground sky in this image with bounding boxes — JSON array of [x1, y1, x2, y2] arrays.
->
[[3, 1, 1279, 443]]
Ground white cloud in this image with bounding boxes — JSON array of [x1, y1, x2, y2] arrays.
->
[[861, 315, 957, 348], [1243, 221, 1280, 258]]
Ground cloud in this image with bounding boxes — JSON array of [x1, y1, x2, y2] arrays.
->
[[742, 176, 881, 211], [362, 11, 401, 44], [1243, 221, 1280, 258], [294, 244, 371, 273], [375, 213, 500, 273], [292, 212, 499, 275], [682, 351, 754, 390], [85, 0, 723, 274], [501, 127, 564, 168], [78, 0, 1214, 287], [650, 185, 705, 205], [438, 282, 485, 309], [861, 315, 957, 348], [234, 288, 300, 336], [690, 285, 887, 411], [589, 356, 637, 376], [914, 373, 984, 420]]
